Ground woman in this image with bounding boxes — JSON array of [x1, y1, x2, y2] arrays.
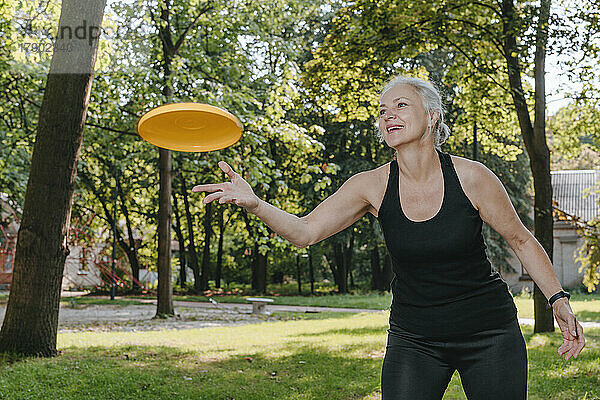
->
[[192, 75, 586, 399]]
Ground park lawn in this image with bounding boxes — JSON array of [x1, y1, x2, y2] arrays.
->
[[0, 313, 599, 400], [512, 295, 600, 322]]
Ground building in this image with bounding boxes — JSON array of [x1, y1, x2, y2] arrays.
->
[[503, 170, 600, 294]]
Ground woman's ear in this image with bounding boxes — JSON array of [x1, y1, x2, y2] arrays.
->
[[429, 110, 440, 128]]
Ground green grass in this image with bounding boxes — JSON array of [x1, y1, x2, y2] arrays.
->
[[0, 313, 598, 399], [514, 293, 600, 322]]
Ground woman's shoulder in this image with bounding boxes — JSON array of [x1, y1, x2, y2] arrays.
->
[[447, 153, 492, 182], [352, 161, 392, 217], [446, 152, 496, 212], [360, 160, 392, 184]]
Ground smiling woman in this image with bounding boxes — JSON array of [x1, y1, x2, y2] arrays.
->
[[374, 75, 585, 400], [375, 76, 450, 150]]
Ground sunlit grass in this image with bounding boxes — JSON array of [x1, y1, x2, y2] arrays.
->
[[0, 312, 599, 399]]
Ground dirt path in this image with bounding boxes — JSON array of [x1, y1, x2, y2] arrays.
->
[[0, 299, 381, 334]]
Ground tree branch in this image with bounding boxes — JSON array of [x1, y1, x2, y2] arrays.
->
[[445, 17, 506, 56], [85, 122, 139, 137], [439, 35, 509, 92], [173, 2, 214, 54]]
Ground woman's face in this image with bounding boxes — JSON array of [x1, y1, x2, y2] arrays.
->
[[378, 84, 431, 147]]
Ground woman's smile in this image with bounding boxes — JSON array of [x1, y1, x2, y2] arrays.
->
[[386, 123, 405, 133]]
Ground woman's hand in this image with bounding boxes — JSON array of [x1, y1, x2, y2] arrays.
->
[[192, 161, 260, 213], [552, 298, 585, 361]]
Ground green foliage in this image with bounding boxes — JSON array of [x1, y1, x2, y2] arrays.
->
[[1, 0, 599, 293], [549, 102, 600, 156], [575, 220, 600, 293], [549, 101, 600, 290]]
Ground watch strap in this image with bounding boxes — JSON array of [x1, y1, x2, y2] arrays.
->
[[548, 290, 570, 307]]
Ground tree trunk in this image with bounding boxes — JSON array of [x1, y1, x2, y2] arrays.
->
[[257, 252, 267, 294], [343, 231, 355, 292], [215, 206, 225, 289], [172, 192, 187, 288], [370, 246, 381, 291], [241, 210, 260, 293], [156, 147, 174, 316], [200, 201, 213, 291], [333, 242, 347, 293], [251, 241, 259, 291], [156, 55, 174, 315], [152, 0, 212, 317], [180, 173, 202, 292], [308, 246, 315, 294], [0, 0, 106, 356], [117, 176, 140, 287], [502, 0, 554, 332], [296, 254, 302, 295]]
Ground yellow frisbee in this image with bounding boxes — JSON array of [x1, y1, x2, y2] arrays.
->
[[137, 103, 243, 152]]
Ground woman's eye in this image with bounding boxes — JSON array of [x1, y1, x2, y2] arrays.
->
[[379, 109, 386, 116], [397, 102, 407, 108]]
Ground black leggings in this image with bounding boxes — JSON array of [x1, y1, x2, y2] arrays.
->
[[381, 318, 528, 400]]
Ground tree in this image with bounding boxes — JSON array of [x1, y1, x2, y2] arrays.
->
[[500, 0, 555, 332], [149, 0, 213, 316], [0, 0, 106, 356]]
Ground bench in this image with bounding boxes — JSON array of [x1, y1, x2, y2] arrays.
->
[[246, 297, 274, 314]]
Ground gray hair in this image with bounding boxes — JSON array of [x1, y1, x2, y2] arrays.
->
[[375, 75, 450, 150]]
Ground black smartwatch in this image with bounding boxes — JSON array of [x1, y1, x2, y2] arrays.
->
[[548, 290, 571, 307]]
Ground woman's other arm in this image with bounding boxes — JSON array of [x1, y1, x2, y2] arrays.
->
[[466, 161, 561, 300], [465, 160, 585, 360], [192, 161, 373, 249]]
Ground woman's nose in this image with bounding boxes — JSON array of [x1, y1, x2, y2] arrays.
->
[[384, 112, 397, 121]]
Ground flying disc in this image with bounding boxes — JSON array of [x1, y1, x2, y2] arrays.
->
[[136, 102, 243, 152]]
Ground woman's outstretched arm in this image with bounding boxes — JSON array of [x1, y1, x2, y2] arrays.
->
[[192, 161, 372, 249]]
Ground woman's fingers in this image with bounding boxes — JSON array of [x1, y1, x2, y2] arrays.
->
[[192, 161, 240, 193], [557, 341, 568, 355], [218, 195, 232, 204], [203, 191, 225, 204], [558, 323, 586, 361], [193, 162, 257, 211], [192, 183, 225, 193], [202, 191, 241, 206], [574, 323, 586, 358], [565, 341, 578, 361], [218, 160, 238, 180]]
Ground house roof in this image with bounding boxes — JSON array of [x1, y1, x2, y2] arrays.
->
[[551, 169, 600, 223]]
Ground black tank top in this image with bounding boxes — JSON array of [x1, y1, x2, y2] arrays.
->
[[377, 148, 518, 338]]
